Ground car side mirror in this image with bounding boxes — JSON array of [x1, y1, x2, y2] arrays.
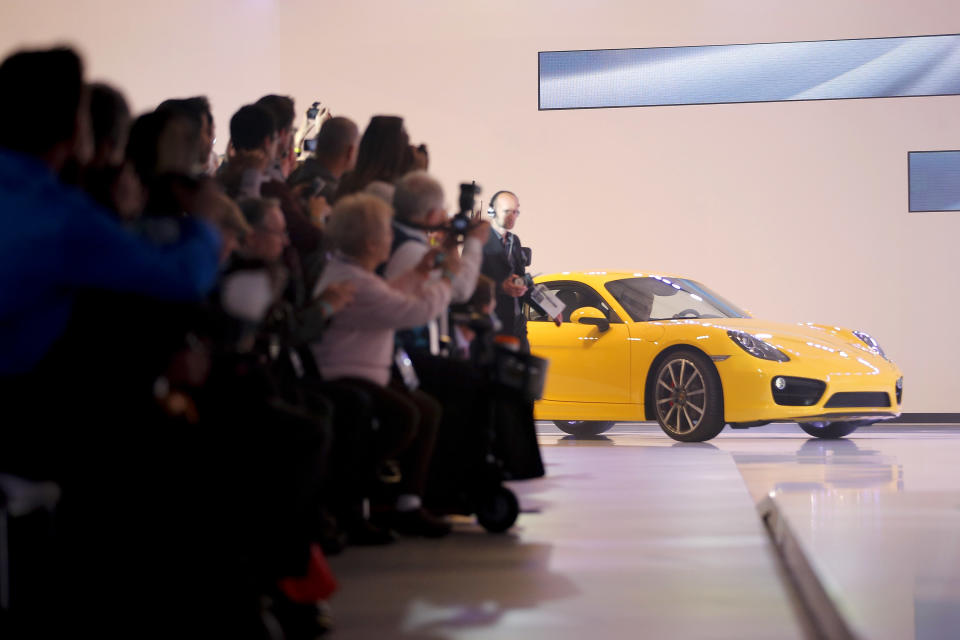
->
[[571, 306, 610, 332]]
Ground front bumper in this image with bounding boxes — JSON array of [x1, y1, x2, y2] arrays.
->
[[718, 357, 903, 423]]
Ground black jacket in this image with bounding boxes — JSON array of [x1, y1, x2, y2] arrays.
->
[[480, 228, 542, 346]]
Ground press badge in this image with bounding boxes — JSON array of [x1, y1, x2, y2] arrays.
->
[[395, 348, 420, 390]]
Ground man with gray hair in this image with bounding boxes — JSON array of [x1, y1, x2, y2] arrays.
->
[[384, 170, 489, 354], [288, 116, 359, 205]]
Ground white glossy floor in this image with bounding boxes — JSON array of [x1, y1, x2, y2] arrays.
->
[[327, 423, 960, 639]]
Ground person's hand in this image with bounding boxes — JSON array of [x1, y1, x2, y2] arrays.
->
[[157, 390, 200, 424], [165, 343, 212, 389], [308, 195, 331, 227], [290, 181, 311, 198], [552, 314, 563, 327], [440, 244, 462, 275], [111, 162, 146, 221], [317, 281, 356, 314], [281, 145, 297, 179], [416, 248, 441, 276], [501, 275, 527, 298], [415, 247, 461, 278], [410, 144, 429, 171], [318, 106, 332, 125], [467, 220, 491, 243]]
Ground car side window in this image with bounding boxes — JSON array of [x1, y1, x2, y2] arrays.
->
[[527, 281, 621, 323]]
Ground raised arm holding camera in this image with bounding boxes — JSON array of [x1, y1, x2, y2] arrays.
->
[[383, 172, 489, 354]]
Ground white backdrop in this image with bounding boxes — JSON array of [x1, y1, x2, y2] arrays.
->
[[4, 0, 959, 410]]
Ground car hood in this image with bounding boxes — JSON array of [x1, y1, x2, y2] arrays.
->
[[653, 318, 893, 367]]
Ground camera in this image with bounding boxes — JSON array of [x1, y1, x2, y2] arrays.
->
[[448, 213, 471, 235], [447, 181, 481, 238], [412, 181, 483, 242], [295, 101, 326, 157]]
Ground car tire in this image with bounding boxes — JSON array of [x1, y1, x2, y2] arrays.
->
[[553, 420, 615, 437], [652, 349, 725, 442], [798, 421, 862, 439]]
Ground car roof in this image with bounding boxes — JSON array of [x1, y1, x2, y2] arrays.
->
[[535, 270, 690, 284]]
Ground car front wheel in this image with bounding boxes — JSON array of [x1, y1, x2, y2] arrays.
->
[[653, 350, 725, 442], [798, 421, 864, 439]]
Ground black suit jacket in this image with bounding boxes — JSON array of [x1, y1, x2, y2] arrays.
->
[[481, 228, 538, 344]]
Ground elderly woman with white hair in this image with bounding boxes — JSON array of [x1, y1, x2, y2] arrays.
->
[[311, 192, 460, 538]]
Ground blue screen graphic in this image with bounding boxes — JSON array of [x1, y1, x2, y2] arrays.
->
[[539, 34, 960, 109], [909, 151, 960, 212]]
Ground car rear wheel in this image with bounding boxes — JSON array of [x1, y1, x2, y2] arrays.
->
[[553, 420, 615, 437], [653, 350, 725, 442], [798, 420, 866, 439]]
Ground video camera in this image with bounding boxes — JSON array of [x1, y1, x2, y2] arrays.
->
[[448, 181, 481, 238], [414, 181, 485, 243]]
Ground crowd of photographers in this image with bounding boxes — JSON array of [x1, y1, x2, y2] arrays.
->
[[0, 46, 551, 639]]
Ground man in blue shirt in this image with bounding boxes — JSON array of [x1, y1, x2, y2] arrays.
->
[[0, 47, 221, 376], [0, 46, 226, 637]]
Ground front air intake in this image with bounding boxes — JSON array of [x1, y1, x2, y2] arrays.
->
[[771, 377, 826, 406], [823, 392, 891, 408]]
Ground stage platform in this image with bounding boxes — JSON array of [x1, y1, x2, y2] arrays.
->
[[327, 423, 960, 639]]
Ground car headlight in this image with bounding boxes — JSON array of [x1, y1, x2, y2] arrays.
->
[[852, 330, 886, 359], [727, 330, 790, 362]]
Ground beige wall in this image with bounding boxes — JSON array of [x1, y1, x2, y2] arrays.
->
[[4, 0, 959, 411]]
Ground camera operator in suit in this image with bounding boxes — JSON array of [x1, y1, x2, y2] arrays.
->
[[480, 190, 557, 353]]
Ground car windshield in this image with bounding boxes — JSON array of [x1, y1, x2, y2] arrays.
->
[[605, 277, 749, 322]]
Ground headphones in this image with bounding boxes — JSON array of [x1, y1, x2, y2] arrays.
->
[[487, 190, 511, 217]]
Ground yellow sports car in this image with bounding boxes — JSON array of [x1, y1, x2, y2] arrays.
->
[[527, 271, 902, 442]]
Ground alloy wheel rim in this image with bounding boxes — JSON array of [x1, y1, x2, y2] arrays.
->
[[655, 358, 707, 435]]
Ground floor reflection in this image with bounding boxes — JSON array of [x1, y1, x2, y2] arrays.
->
[[670, 441, 719, 451], [731, 436, 903, 501], [722, 428, 959, 640], [330, 536, 580, 639], [557, 434, 614, 445]]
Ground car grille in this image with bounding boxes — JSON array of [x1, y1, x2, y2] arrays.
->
[[772, 377, 827, 406], [823, 392, 891, 408]]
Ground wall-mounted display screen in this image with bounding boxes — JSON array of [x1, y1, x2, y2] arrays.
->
[[539, 34, 960, 110], [909, 151, 960, 212]]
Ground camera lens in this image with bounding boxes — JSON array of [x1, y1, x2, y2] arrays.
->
[[449, 213, 469, 233]]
